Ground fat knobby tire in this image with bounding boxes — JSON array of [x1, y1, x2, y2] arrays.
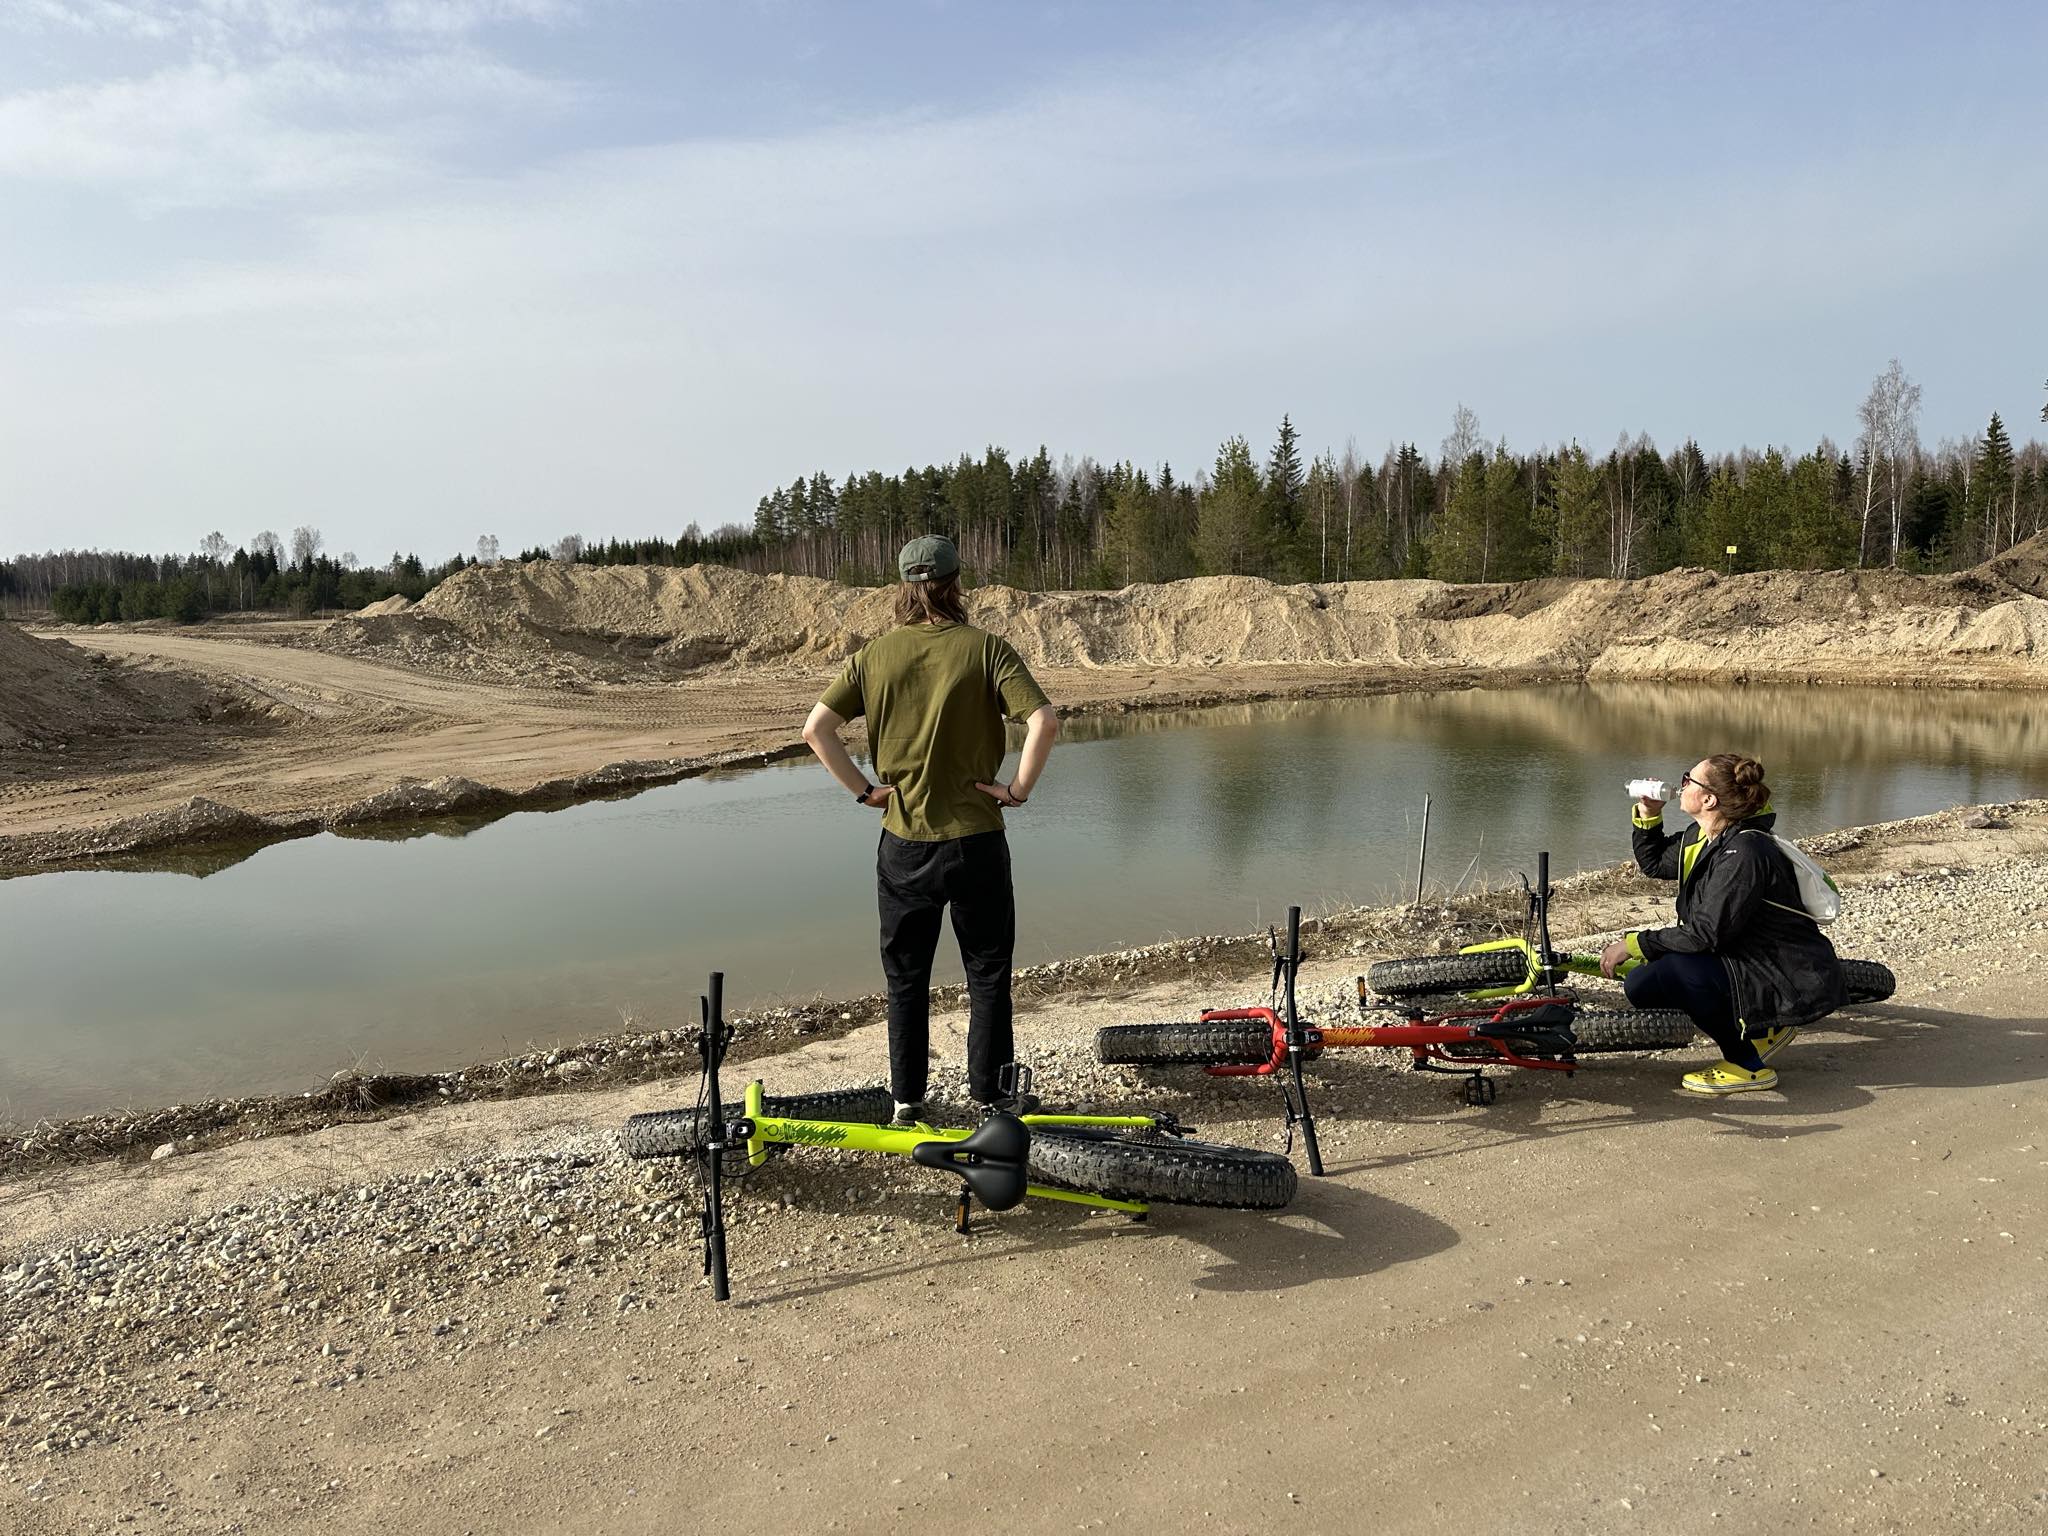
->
[[1567, 1008, 1698, 1052], [1841, 959, 1895, 1005], [1094, 1019, 1273, 1066], [1365, 949, 1527, 997], [1028, 1129, 1297, 1210], [620, 1086, 893, 1160]]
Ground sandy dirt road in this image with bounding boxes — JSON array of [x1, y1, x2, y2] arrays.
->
[[2, 624, 1480, 853], [4, 816, 2044, 1535]]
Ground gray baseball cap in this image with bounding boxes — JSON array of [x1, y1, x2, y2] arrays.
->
[[897, 535, 960, 583]]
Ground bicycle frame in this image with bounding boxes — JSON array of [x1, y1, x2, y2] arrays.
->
[[1184, 860, 1586, 1140], [1219, 908, 1326, 1176], [1216, 991, 1582, 1108], [735, 1080, 1151, 1218], [1432, 850, 1647, 999], [1456, 935, 1636, 999], [683, 967, 1178, 1303]]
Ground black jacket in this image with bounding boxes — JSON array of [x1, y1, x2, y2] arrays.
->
[[1630, 808, 1847, 1029]]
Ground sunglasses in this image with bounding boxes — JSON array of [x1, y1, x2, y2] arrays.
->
[[1678, 771, 1715, 797]]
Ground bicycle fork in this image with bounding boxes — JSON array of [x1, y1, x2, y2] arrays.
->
[[1207, 907, 1327, 1175]]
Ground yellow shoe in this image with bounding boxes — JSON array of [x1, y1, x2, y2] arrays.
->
[[1751, 1026, 1797, 1063], [1680, 1061, 1779, 1095]]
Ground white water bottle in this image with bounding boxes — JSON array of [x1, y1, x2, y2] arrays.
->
[[1627, 777, 1668, 801]]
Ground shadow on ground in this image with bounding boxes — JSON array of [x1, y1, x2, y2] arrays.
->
[[1103, 999, 2048, 1176], [737, 1170, 1453, 1309]]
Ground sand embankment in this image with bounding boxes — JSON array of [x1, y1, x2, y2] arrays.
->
[[0, 619, 266, 754], [5, 540, 2048, 868], [309, 536, 2048, 686]]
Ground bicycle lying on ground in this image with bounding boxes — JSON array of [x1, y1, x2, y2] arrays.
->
[[1095, 855, 1899, 1173], [1362, 860, 1896, 1008], [624, 972, 1297, 1301]]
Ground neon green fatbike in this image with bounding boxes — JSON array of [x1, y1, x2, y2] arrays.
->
[[623, 971, 1296, 1301], [1363, 854, 1897, 1006]]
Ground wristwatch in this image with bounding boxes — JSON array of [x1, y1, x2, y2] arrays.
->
[[856, 783, 875, 805]]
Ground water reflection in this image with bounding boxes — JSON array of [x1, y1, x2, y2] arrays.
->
[[3, 682, 2043, 1121]]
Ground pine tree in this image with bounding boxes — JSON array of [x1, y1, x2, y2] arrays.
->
[[1429, 449, 1490, 582], [1483, 445, 1537, 579], [1196, 436, 1265, 576], [1380, 443, 1424, 575], [1782, 447, 1848, 568], [1549, 444, 1604, 576], [1102, 463, 1159, 586], [1264, 416, 1304, 575], [1971, 412, 2016, 554]]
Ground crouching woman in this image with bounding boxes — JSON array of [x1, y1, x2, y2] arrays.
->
[[1599, 754, 1846, 1096]]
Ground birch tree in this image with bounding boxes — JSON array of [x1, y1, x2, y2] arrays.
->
[[1338, 437, 1362, 580], [1856, 359, 1922, 566], [1606, 432, 1657, 578]]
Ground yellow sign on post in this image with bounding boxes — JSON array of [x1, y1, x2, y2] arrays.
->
[[1725, 545, 1738, 555]]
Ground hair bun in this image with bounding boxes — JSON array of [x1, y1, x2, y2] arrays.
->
[[1733, 758, 1765, 787]]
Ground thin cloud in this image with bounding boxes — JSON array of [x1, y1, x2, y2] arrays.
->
[[0, 49, 576, 205], [5, 0, 588, 42], [2, 1, 2043, 559]]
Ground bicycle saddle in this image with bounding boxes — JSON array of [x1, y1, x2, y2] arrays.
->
[[1472, 1002, 1578, 1056], [910, 1113, 1030, 1211], [1473, 1001, 1576, 1035]]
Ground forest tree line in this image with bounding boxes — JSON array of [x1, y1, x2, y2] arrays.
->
[[1, 528, 469, 624], [730, 393, 2046, 590], [8, 368, 2045, 620]]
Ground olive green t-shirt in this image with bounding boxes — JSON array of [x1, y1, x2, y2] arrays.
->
[[820, 622, 1051, 841]]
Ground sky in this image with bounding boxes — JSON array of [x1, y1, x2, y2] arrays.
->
[[2, 0, 2044, 564]]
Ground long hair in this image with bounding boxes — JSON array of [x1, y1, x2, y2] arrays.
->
[[893, 573, 968, 626], [1700, 753, 1770, 819]]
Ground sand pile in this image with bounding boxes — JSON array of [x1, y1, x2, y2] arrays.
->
[[309, 536, 2048, 687], [357, 594, 412, 616], [0, 620, 288, 764], [0, 621, 209, 753]]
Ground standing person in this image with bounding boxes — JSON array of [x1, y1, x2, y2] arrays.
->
[[1599, 753, 1846, 1095], [802, 535, 1059, 1124]]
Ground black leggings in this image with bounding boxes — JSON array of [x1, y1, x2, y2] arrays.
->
[[1623, 952, 1763, 1071]]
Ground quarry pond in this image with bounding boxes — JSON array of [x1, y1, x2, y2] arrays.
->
[[6, 681, 2046, 1122]]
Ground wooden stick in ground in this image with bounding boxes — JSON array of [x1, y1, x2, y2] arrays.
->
[[1413, 793, 1431, 906]]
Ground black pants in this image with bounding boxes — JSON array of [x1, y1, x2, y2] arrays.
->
[[877, 828, 1015, 1104], [1623, 952, 1763, 1071]]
